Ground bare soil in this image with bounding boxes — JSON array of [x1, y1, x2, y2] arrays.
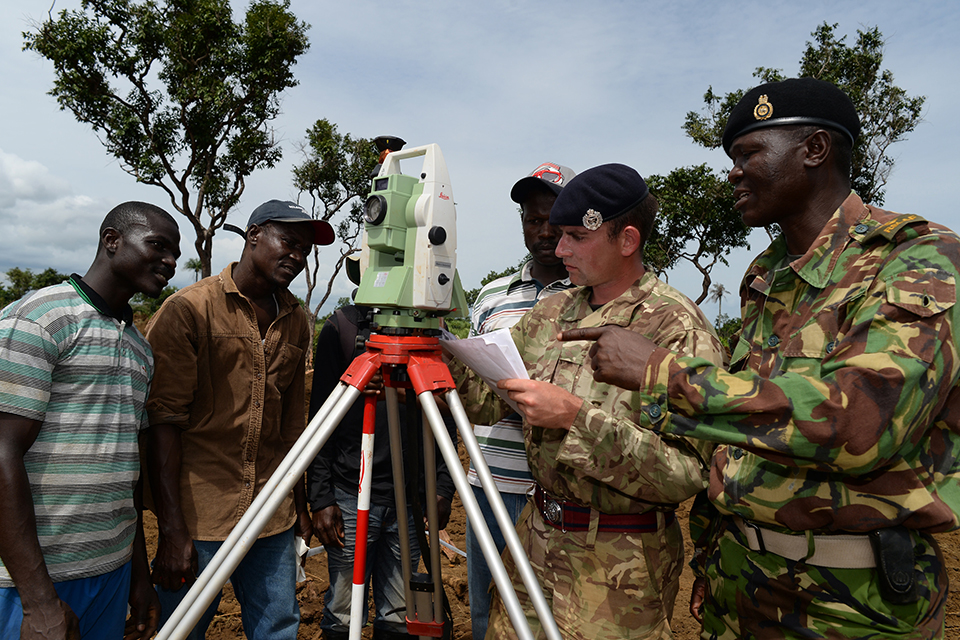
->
[[142, 491, 960, 640], [140, 371, 960, 639]]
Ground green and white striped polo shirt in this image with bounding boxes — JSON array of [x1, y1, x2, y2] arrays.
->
[[0, 280, 153, 585]]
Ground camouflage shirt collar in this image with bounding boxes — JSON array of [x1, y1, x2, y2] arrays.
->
[[744, 191, 870, 292], [559, 272, 655, 326]]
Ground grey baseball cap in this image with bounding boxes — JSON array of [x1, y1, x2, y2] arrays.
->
[[225, 199, 335, 245]]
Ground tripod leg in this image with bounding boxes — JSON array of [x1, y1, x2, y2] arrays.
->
[[420, 411, 444, 625], [155, 381, 362, 640], [414, 391, 539, 640], [348, 394, 378, 640], [443, 390, 563, 640], [384, 387, 415, 623]]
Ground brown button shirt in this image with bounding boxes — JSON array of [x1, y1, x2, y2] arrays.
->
[[146, 263, 308, 540]]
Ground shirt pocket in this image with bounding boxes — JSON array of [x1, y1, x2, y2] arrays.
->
[[884, 268, 956, 317], [268, 341, 304, 393], [781, 284, 869, 361]]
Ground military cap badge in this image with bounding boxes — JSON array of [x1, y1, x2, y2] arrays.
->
[[583, 209, 603, 230], [753, 94, 773, 121]]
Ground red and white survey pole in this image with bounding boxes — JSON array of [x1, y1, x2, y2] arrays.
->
[[349, 394, 377, 640]]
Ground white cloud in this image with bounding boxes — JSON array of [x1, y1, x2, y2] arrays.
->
[[0, 148, 72, 211], [0, 152, 108, 275]]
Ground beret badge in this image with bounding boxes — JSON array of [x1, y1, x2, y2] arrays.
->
[[753, 94, 773, 121], [583, 209, 603, 231]]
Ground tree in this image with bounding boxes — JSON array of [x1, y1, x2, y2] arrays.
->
[[131, 284, 179, 331], [291, 119, 379, 360], [24, 0, 310, 277], [646, 165, 749, 304], [0, 267, 70, 307], [184, 257, 203, 282], [0, 268, 70, 307], [713, 312, 741, 357], [708, 282, 730, 321], [683, 22, 925, 205]]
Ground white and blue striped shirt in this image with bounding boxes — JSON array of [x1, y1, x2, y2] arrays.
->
[[468, 260, 571, 494]]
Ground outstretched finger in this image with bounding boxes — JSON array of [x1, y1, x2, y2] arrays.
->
[[557, 326, 608, 342]]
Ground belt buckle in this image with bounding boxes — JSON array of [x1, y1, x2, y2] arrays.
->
[[545, 499, 563, 530], [743, 519, 767, 553]]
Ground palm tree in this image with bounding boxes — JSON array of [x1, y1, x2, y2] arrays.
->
[[185, 258, 202, 283], [708, 283, 729, 322]]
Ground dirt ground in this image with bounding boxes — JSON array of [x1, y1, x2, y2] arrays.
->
[[142, 463, 960, 640], [139, 370, 960, 639]]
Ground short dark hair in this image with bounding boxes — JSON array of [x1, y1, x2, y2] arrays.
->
[[605, 193, 658, 254], [100, 201, 176, 237], [785, 125, 853, 182]]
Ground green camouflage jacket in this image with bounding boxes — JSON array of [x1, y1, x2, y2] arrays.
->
[[453, 272, 724, 514], [637, 192, 960, 539]]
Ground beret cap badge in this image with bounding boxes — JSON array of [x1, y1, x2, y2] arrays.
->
[[753, 94, 773, 121], [583, 209, 603, 231]]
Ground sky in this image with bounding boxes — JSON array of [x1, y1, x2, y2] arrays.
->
[[2, 0, 958, 321]]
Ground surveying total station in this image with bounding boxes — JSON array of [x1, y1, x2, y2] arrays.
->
[[155, 142, 560, 640]]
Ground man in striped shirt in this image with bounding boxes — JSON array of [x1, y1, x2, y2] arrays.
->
[[466, 162, 574, 640], [0, 202, 180, 639]]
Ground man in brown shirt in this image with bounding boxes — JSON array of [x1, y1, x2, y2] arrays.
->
[[145, 200, 333, 639]]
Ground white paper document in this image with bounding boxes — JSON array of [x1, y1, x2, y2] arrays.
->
[[440, 329, 528, 413]]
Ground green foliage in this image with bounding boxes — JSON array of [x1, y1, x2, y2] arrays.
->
[[23, 0, 311, 277], [646, 165, 748, 304], [292, 119, 379, 321], [290, 119, 378, 364], [184, 257, 203, 282], [130, 284, 178, 316], [683, 22, 925, 205], [713, 312, 742, 357], [708, 282, 732, 319], [0, 267, 71, 307], [443, 317, 470, 339]]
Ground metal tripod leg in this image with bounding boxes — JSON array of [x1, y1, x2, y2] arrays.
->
[[155, 380, 365, 640], [417, 390, 562, 640]]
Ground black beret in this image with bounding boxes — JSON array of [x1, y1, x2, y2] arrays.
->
[[549, 163, 649, 230], [722, 77, 860, 154]]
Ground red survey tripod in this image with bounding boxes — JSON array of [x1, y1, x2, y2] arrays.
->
[[340, 331, 454, 639]]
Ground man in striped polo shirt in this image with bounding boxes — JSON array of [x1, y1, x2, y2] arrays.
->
[[466, 162, 575, 640], [0, 202, 180, 639]]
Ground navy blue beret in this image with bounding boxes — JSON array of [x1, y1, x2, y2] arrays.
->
[[722, 77, 860, 154], [549, 163, 649, 230]]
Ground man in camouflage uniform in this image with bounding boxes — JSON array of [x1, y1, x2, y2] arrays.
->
[[451, 164, 724, 640], [569, 78, 960, 639]]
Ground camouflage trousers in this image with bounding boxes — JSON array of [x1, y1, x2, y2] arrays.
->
[[486, 501, 683, 640], [701, 517, 948, 639]]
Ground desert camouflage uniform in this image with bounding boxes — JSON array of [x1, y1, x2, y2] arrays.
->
[[452, 273, 724, 640], [636, 193, 960, 639]]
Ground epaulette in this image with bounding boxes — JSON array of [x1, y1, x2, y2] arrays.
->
[[860, 213, 928, 243]]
